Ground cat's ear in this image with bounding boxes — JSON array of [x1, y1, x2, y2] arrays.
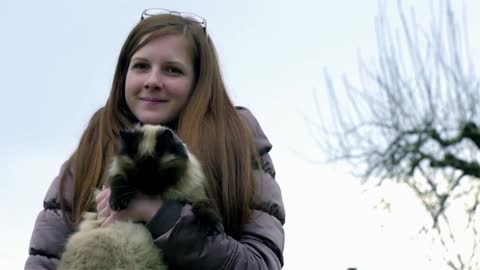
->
[[157, 128, 187, 158], [118, 130, 139, 156], [158, 128, 184, 146], [158, 128, 174, 142], [119, 130, 134, 144]]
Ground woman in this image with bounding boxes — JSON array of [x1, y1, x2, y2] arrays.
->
[[25, 9, 285, 270]]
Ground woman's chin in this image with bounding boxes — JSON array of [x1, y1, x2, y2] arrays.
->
[[138, 115, 168, 125]]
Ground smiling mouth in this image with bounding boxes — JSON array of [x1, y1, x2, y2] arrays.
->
[[140, 97, 168, 103]]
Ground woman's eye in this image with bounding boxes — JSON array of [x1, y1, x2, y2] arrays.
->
[[132, 63, 148, 70], [165, 66, 183, 75]]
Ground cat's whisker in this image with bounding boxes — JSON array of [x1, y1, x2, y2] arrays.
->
[[114, 191, 137, 198], [110, 185, 137, 188]]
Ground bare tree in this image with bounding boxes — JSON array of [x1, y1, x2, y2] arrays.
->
[[316, 1, 480, 269]]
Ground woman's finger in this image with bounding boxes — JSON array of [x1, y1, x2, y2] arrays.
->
[[96, 191, 110, 211], [95, 187, 110, 206], [98, 204, 111, 219], [101, 214, 114, 227], [96, 189, 110, 211], [101, 211, 123, 227]]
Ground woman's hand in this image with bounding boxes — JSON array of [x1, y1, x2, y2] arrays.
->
[[95, 186, 111, 221], [95, 185, 164, 227]]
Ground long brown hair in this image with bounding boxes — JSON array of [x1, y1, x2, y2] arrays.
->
[[59, 14, 257, 238]]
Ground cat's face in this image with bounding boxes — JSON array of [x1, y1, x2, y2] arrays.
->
[[117, 125, 189, 194]]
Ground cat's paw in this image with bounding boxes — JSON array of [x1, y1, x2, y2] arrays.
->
[[109, 195, 131, 211], [109, 180, 135, 211], [192, 201, 223, 235]]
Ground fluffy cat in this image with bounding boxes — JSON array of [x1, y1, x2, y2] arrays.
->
[[58, 124, 221, 270]]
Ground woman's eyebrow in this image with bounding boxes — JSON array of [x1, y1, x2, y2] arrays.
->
[[130, 57, 149, 62]]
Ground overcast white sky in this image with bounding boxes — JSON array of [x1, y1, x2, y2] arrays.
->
[[2, 0, 480, 269]]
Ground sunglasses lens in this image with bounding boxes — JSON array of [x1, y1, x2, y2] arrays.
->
[[143, 8, 169, 17], [181, 13, 205, 25], [142, 9, 206, 28]]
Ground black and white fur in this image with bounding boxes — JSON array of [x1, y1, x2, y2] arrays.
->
[[58, 124, 221, 270]]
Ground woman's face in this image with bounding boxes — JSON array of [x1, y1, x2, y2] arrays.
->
[[125, 34, 195, 125]]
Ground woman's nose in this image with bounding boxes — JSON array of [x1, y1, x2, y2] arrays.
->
[[144, 69, 163, 90]]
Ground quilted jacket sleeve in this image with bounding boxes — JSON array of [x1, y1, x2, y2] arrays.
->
[[24, 163, 74, 270], [146, 107, 285, 269]]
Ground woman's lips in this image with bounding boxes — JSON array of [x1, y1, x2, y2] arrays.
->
[[140, 97, 168, 104]]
